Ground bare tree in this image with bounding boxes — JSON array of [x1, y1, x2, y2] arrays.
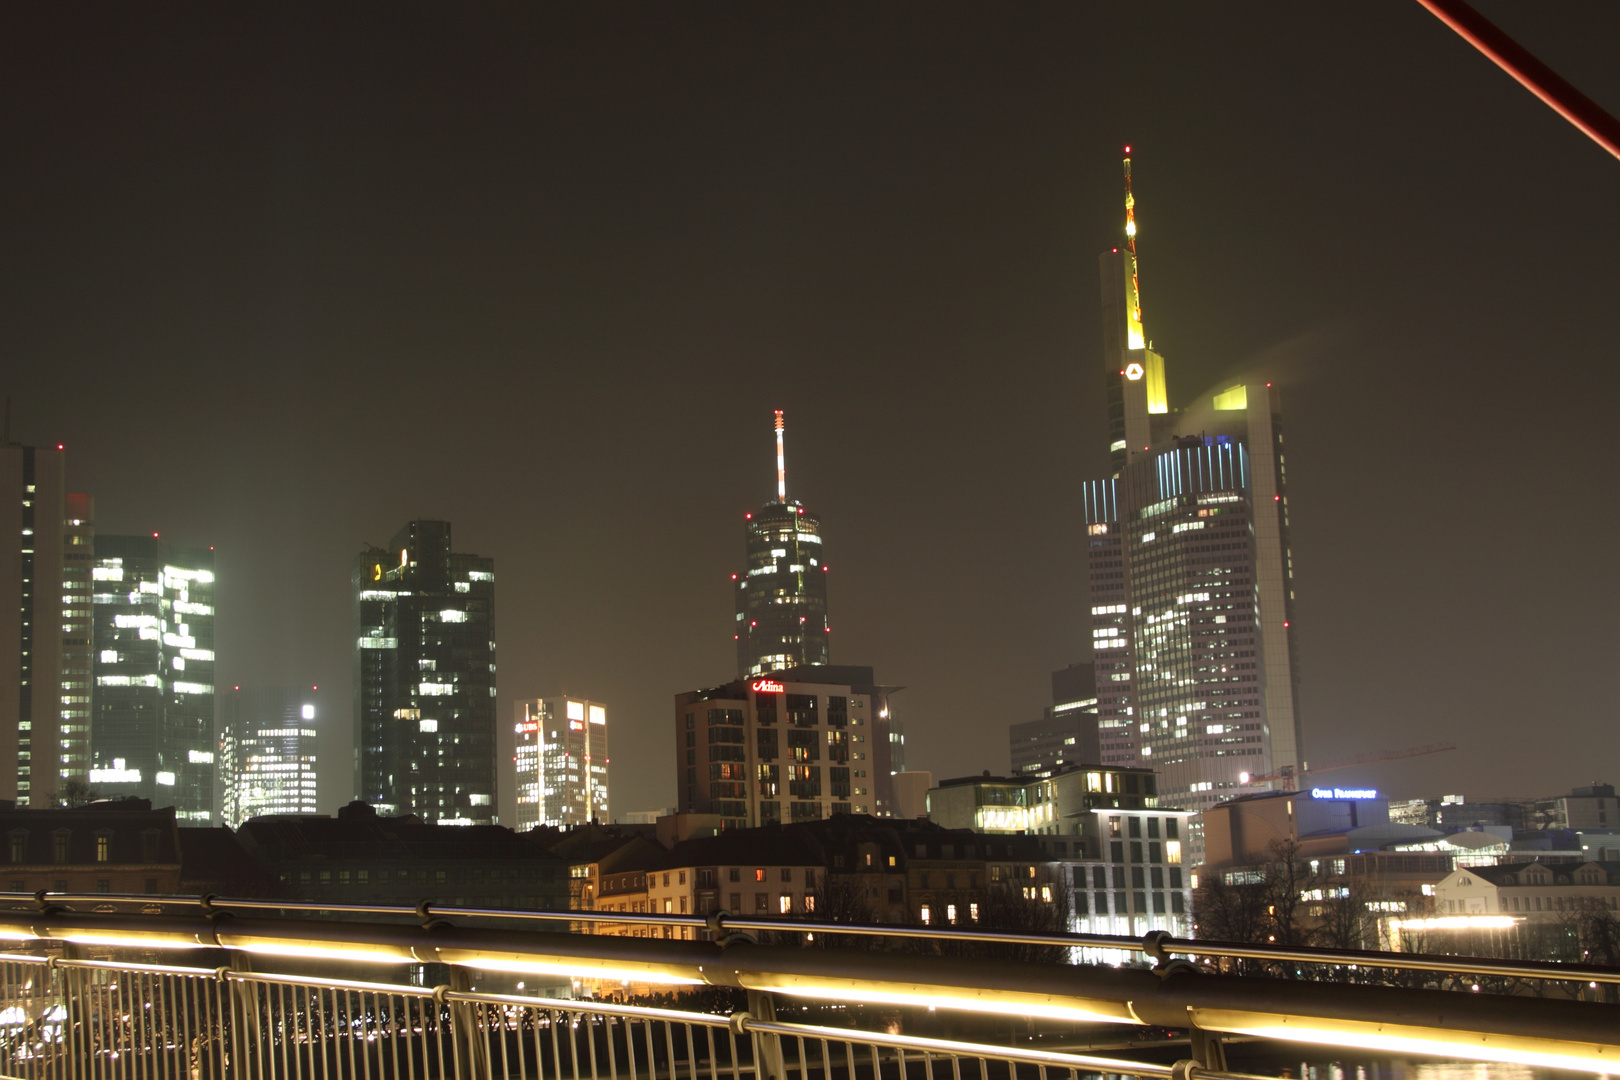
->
[[55, 778, 97, 808]]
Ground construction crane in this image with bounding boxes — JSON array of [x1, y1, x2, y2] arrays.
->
[[1240, 742, 1457, 792]]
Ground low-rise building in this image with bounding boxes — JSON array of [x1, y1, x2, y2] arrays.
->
[[925, 769, 1193, 937], [0, 800, 181, 897], [1432, 860, 1620, 919], [235, 801, 567, 909]]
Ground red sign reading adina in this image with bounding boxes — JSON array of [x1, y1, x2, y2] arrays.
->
[[751, 679, 785, 694]]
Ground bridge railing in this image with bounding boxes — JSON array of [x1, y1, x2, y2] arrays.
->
[[0, 892, 1617, 1076], [0, 952, 1243, 1080]]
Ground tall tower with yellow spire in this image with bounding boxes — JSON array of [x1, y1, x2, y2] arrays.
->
[[1082, 149, 1305, 864], [1099, 146, 1169, 474]]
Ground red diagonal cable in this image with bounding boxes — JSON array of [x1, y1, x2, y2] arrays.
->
[[1414, 0, 1620, 161]]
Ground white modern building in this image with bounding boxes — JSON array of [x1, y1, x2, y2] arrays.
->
[[220, 686, 319, 826]]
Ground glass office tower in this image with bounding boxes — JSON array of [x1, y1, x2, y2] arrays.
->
[[89, 536, 217, 822], [220, 685, 319, 826], [1080, 155, 1301, 855], [513, 696, 608, 831], [353, 520, 497, 825], [734, 411, 831, 678]]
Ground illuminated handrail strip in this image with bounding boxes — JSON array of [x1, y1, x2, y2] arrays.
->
[[8, 889, 1620, 985]]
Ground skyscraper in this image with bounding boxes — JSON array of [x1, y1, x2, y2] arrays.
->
[[1009, 662, 1100, 778], [0, 439, 80, 808], [1081, 152, 1302, 843], [61, 494, 95, 791], [220, 685, 320, 826], [89, 535, 217, 823], [513, 696, 609, 831], [353, 520, 497, 825], [734, 411, 831, 679]]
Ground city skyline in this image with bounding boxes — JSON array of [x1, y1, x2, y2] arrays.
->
[[3, 4, 1617, 819]]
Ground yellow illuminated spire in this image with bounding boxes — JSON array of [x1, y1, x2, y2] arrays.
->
[[1123, 148, 1145, 351]]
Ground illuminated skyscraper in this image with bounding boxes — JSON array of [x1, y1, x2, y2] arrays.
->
[[0, 440, 72, 809], [0, 439, 89, 808], [220, 685, 320, 826], [60, 494, 95, 791], [353, 520, 497, 825], [734, 411, 830, 678], [513, 696, 608, 831], [1082, 152, 1302, 844], [89, 536, 217, 822]]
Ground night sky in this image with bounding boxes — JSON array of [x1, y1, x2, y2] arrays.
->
[[4, 3, 1617, 823]]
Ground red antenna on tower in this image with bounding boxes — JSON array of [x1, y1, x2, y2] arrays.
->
[[774, 410, 787, 502]]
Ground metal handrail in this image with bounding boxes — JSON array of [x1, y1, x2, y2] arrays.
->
[[0, 951, 1229, 1079], [8, 889, 1620, 986]]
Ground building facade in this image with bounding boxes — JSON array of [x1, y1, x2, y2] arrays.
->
[[220, 685, 320, 826], [353, 520, 497, 825], [514, 696, 609, 831], [89, 536, 216, 823], [926, 768, 1194, 938], [674, 666, 896, 830], [733, 411, 831, 679], [0, 441, 93, 808], [59, 494, 94, 794], [1010, 662, 1099, 778], [0, 799, 182, 896], [1080, 155, 1301, 843]]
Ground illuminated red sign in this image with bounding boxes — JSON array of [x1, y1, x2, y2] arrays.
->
[[751, 679, 785, 694]]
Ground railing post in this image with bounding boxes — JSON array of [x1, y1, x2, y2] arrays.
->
[[445, 966, 492, 1079], [744, 991, 788, 1080]]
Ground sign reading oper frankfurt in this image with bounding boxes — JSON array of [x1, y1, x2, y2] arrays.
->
[[1311, 787, 1378, 800], [751, 679, 785, 694]]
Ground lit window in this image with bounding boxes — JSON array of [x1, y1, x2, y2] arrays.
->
[[779, 895, 792, 914], [919, 905, 931, 925]]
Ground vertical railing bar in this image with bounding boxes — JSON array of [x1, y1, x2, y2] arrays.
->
[[403, 994, 419, 1080], [643, 1017, 659, 1080], [795, 1031, 810, 1080], [180, 971, 196, 1080], [446, 989, 464, 1080], [481, 1000, 499, 1080], [684, 1021, 700, 1080], [548, 1009, 564, 1080], [521, 1002, 539, 1080], [343, 987, 358, 1080], [602, 1012, 619, 1080], [867, 1043, 881, 1080], [704, 1025, 721, 1080], [663, 1020, 679, 1080], [496, 999, 516, 1080], [303, 982, 318, 1080], [358, 990, 373, 1080], [949, 1049, 963, 1080], [585, 1009, 601, 1080]]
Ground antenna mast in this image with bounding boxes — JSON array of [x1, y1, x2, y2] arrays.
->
[[1123, 147, 1146, 350], [774, 410, 787, 502]]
